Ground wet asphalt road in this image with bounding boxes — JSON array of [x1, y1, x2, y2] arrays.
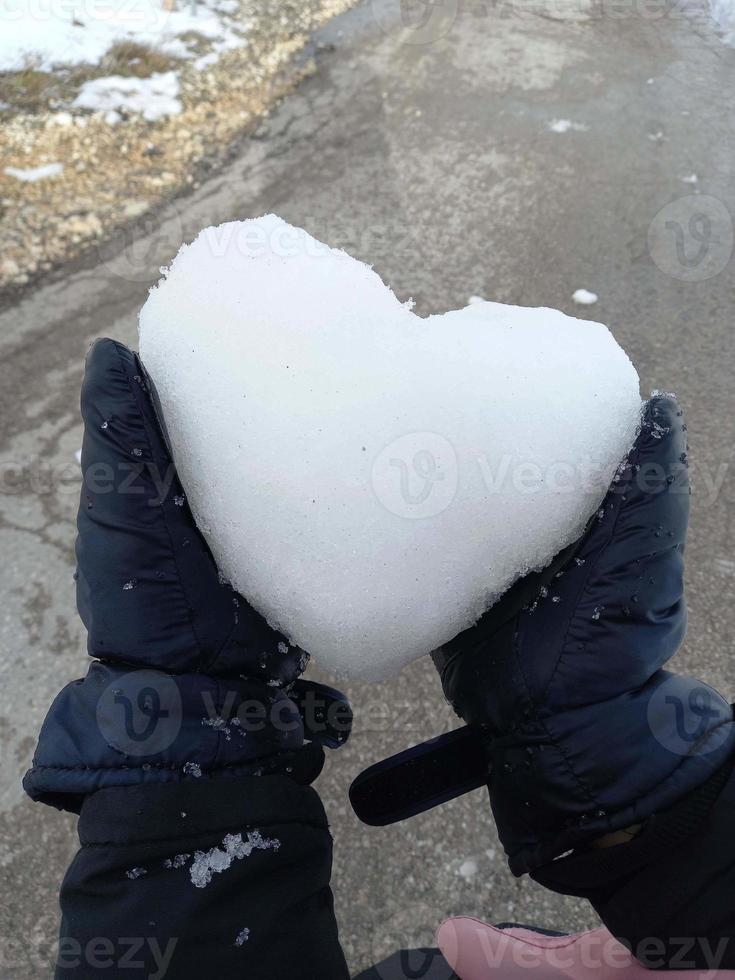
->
[[1, 0, 735, 974]]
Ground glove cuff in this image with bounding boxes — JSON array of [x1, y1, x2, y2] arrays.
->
[[23, 661, 312, 813], [489, 679, 735, 875], [531, 748, 735, 896]]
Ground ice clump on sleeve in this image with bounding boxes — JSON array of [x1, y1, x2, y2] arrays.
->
[[189, 831, 280, 889], [139, 214, 642, 681]]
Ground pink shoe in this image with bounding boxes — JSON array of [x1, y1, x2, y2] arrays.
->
[[436, 917, 735, 979]]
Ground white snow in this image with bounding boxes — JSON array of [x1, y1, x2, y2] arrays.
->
[[49, 111, 74, 126], [572, 288, 598, 305], [3, 163, 64, 182], [163, 853, 190, 869], [139, 215, 642, 681], [0, 0, 245, 73], [548, 119, 588, 134], [710, 0, 735, 44], [202, 715, 232, 740], [189, 831, 280, 888], [74, 72, 182, 121], [458, 859, 478, 880]]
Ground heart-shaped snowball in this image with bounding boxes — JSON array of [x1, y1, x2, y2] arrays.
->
[[139, 215, 641, 680]]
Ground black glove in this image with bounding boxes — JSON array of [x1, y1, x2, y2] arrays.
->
[[24, 339, 351, 812], [431, 394, 734, 874], [351, 395, 734, 880]]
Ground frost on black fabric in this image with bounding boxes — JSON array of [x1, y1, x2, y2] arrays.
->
[[202, 716, 232, 741], [163, 853, 190, 870], [189, 830, 280, 889]]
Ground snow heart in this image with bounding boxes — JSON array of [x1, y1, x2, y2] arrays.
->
[[139, 215, 642, 680]]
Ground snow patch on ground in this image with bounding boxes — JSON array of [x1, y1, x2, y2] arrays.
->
[[710, 0, 735, 43], [4, 163, 64, 182], [714, 558, 735, 576], [0, 0, 246, 73], [458, 859, 478, 880], [572, 288, 598, 305], [74, 71, 182, 121], [548, 119, 588, 134]]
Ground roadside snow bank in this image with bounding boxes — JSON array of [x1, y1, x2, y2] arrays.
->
[[74, 72, 182, 121], [4, 163, 64, 182], [0, 0, 245, 72], [711, 0, 735, 42]]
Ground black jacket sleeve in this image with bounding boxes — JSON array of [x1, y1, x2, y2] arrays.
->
[[533, 751, 735, 969], [56, 777, 350, 980], [24, 339, 352, 980]]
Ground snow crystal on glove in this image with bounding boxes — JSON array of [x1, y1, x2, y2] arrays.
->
[[189, 830, 280, 889]]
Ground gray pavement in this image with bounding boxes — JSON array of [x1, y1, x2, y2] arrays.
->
[[2, 0, 735, 974]]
